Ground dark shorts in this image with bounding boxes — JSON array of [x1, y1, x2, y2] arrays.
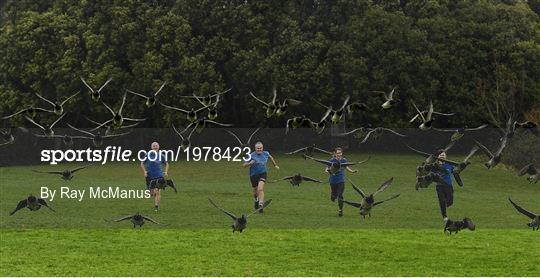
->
[[250, 172, 267, 187], [146, 176, 164, 190], [330, 182, 345, 202]]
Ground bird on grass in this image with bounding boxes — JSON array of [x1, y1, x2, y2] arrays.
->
[[24, 113, 66, 137], [444, 218, 476, 235], [508, 198, 539, 231], [10, 194, 55, 215], [208, 198, 272, 233], [303, 154, 369, 175], [225, 128, 261, 148], [80, 76, 113, 102], [127, 81, 167, 108], [32, 164, 94, 181], [285, 144, 332, 158], [339, 177, 400, 218], [34, 91, 80, 115], [474, 138, 508, 169], [517, 164, 539, 184], [269, 173, 323, 187], [114, 213, 162, 228], [371, 86, 399, 109]]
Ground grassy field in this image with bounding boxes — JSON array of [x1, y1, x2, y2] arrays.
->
[[1, 154, 539, 276]]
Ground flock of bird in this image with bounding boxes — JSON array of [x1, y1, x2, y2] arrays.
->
[[2, 78, 539, 232]]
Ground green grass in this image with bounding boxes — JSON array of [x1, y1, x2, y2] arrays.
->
[[1, 154, 539, 276]]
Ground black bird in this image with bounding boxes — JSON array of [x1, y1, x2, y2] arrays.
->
[[34, 91, 79, 115], [285, 144, 332, 158], [303, 154, 369, 175], [508, 198, 539, 230], [80, 76, 113, 102], [180, 117, 232, 134], [410, 100, 455, 130], [415, 172, 451, 190], [127, 81, 167, 108], [2, 106, 52, 120], [160, 102, 210, 123], [514, 120, 538, 136], [336, 127, 406, 143], [275, 98, 302, 117], [269, 173, 323, 187], [32, 164, 93, 180], [371, 86, 399, 109], [444, 218, 476, 234], [474, 138, 508, 169], [149, 178, 178, 193], [340, 177, 400, 218], [85, 116, 140, 135], [182, 88, 232, 107], [285, 115, 313, 134], [435, 125, 488, 142], [172, 123, 196, 150], [436, 146, 479, 187], [250, 86, 299, 118], [310, 108, 332, 134], [345, 102, 369, 117], [518, 164, 539, 183], [406, 141, 456, 165], [68, 124, 129, 147], [100, 92, 146, 128], [24, 113, 66, 137], [206, 94, 222, 120], [314, 95, 351, 124], [225, 128, 261, 148], [114, 213, 161, 228], [10, 194, 55, 215], [208, 198, 272, 233]]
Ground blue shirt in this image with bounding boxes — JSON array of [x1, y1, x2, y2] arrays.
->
[[143, 151, 167, 179], [434, 162, 454, 187], [249, 151, 270, 176], [328, 157, 348, 185]]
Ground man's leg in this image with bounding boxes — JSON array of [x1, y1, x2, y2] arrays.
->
[[154, 188, 161, 211], [446, 187, 454, 208], [250, 175, 259, 209], [435, 184, 448, 220], [257, 180, 265, 212], [337, 183, 344, 216], [330, 183, 338, 202]]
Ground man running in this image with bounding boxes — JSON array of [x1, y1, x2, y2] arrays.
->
[[243, 141, 279, 213], [326, 147, 357, 217], [433, 150, 456, 222], [140, 142, 169, 212]]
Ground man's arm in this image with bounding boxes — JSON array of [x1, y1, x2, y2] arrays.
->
[[346, 166, 358, 173], [140, 161, 147, 177], [163, 161, 169, 177], [269, 155, 279, 169], [243, 160, 255, 168]]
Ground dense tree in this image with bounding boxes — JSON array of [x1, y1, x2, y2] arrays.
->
[[1, 0, 539, 128]]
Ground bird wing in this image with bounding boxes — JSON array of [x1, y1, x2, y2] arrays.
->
[[225, 130, 243, 145], [494, 137, 508, 157], [126, 89, 149, 100], [34, 92, 56, 106], [463, 145, 479, 163], [313, 98, 331, 110], [166, 179, 178, 193], [473, 140, 494, 158], [32, 169, 64, 175], [159, 102, 189, 114], [50, 113, 66, 128], [379, 127, 406, 137], [24, 115, 45, 130], [205, 120, 233, 127], [114, 215, 134, 222], [103, 131, 131, 138], [247, 199, 272, 218], [406, 145, 432, 158], [249, 92, 269, 107], [246, 127, 261, 145], [301, 176, 323, 183], [508, 198, 536, 219], [80, 76, 95, 93], [118, 92, 127, 115], [373, 177, 394, 196], [313, 147, 332, 155], [209, 87, 232, 98], [339, 95, 351, 110], [335, 128, 365, 137], [341, 200, 362, 208], [153, 81, 167, 96], [285, 147, 308, 155], [68, 124, 95, 137], [269, 176, 293, 183], [303, 155, 332, 166], [319, 108, 333, 122], [347, 178, 366, 198], [142, 216, 161, 224], [518, 164, 537, 176], [71, 164, 94, 173], [97, 77, 113, 92], [373, 194, 400, 206], [453, 172, 464, 187], [208, 198, 237, 220], [346, 156, 371, 166], [464, 124, 488, 131], [10, 200, 28, 215], [61, 91, 80, 106], [388, 87, 397, 99], [426, 101, 434, 120], [38, 198, 55, 212], [410, 101, 426, 122]]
